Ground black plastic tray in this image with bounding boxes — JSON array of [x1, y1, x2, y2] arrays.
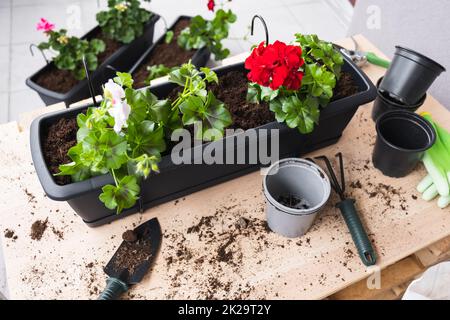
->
[[30, 56, 376, 227]]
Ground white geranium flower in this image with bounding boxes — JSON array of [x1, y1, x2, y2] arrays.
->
[[108, 100, 131, 133], [104, 79, 125, 105]]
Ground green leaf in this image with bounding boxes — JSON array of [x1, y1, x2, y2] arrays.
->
[[168, 61, 198, 86], [82, 130, 127, 170], [269, 99, 287, 123], [246, 83, 261, 103], [179, 95, 204, 125], [260, 86, 279, 101], [179, 92, 232, 141], [114, 72, 134, 88], [176, 9, 236, 61], [99, 130, 128, 169], [125, 88, 148, 123], [127, 121, 166, 158], [165, 30, 174, 44], [90, 39, 106, 54], [200, 67, 218, 84], [281, 95, 320, 134], [145, 64, 173, 85], [55, 143, 93, 181], [99, 175, 140, 213]]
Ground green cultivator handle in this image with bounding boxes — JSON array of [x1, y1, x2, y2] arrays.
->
[[366, 52, 391, 69], [98, 277, 129, 300], [336, 199, 377, 266]]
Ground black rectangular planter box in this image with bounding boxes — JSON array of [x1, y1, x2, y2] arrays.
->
[[128, 15, 211, 84], [30, 55, 376, 227], [26, 14, 160, 107]]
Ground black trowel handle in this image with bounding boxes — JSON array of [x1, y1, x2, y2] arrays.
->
[[336, 199, 377, 266], [98, 277, 129, 300]]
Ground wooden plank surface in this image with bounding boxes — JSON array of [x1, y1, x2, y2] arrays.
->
[[1, 35, 450, 300]]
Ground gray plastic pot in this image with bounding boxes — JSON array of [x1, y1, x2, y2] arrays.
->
[[263, 158, 331, 238]]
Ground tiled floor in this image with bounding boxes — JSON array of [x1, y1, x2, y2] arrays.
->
[[0, 0, 353, 124]]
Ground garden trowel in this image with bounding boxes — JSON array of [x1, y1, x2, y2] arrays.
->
[[98, 218, 162, 300]]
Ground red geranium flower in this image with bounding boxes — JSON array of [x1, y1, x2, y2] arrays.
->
[[207, 0, 215, 11], [245, 41, 304, 91]]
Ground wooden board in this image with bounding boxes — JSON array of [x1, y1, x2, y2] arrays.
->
[[0, 35, 449, 300]]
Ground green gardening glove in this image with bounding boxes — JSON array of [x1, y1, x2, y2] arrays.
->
[[417, 113, 450, 208]]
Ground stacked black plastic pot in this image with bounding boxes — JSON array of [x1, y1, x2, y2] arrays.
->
[[371, 46, 445, 177], [371, 46, 445, 121]]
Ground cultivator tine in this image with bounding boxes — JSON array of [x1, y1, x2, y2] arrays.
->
[[336, 152, 346, 194], [315, 155, 345, 200]]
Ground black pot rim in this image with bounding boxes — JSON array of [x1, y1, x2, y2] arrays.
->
[[376, 77, 426, 108], [395, 46, 446, 73], [375, 110, 436, 153]]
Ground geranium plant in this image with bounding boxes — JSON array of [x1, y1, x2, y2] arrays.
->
[[56, 63, 231, 213], [57, 72, 167, 213], [96, 0, 153, 44], [168, 62, 232, 140], [37, 19, 105, 80], [140, 1, 237, 83], [246, 34, 344, 134], [177, 8, 237, 60]]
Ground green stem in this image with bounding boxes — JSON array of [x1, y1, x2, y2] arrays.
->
[[111, 169, 119, 187], [171, 77, 190, 111]]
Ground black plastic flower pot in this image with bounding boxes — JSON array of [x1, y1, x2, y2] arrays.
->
[[25, 14, 160, 107], [372, 110, 436, 178], [372, 77, 426, 121], [126, 16, 211, 88], [379, 46, 445, 105], [30, 55, 376, 227]]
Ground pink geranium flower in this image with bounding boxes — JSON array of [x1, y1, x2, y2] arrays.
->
[[36, 18, 55, 33]]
